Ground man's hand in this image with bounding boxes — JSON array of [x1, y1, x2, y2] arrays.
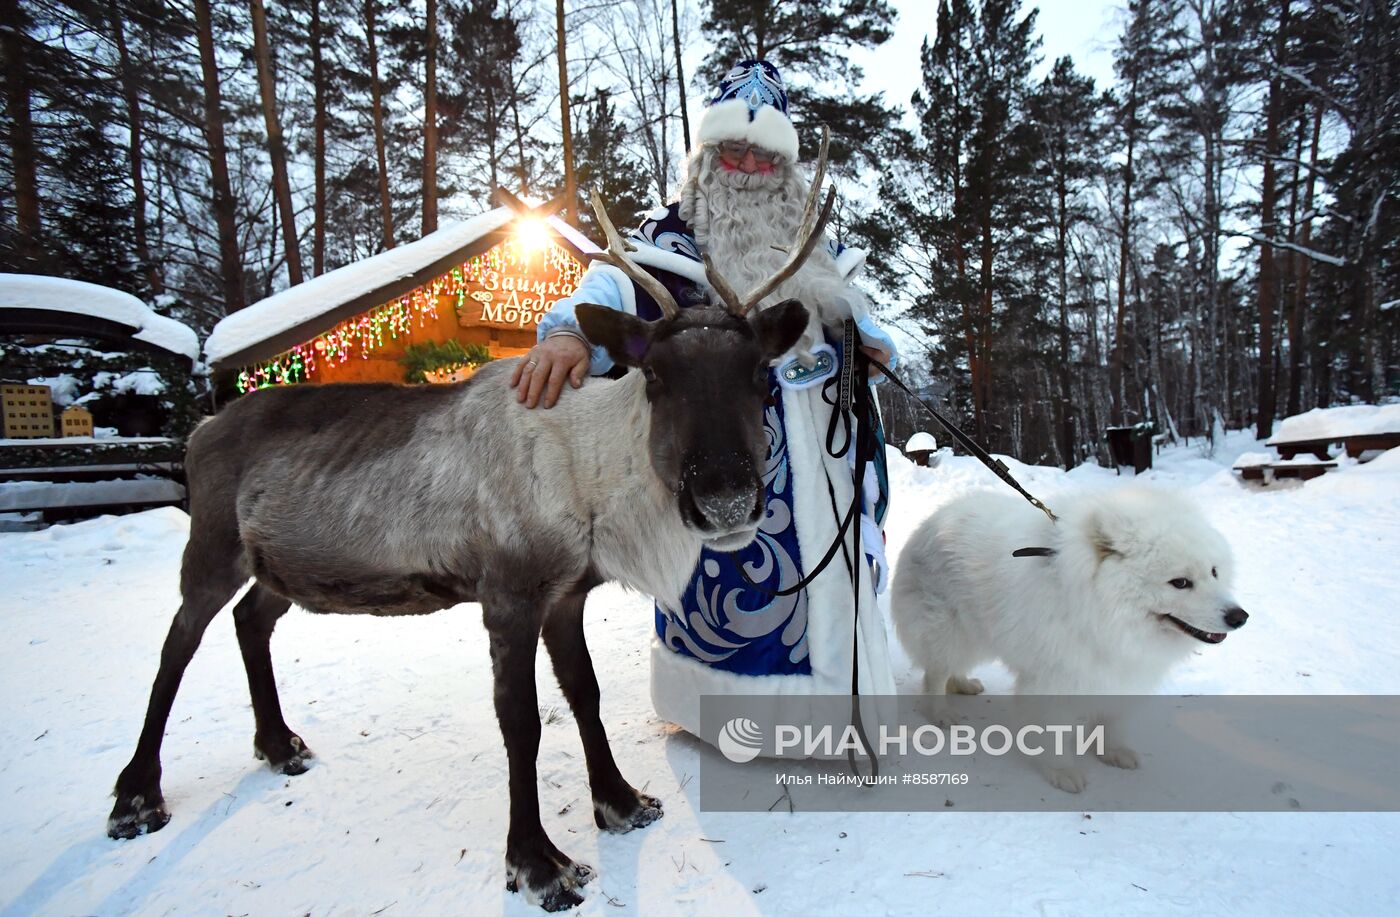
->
[[510, 335, 591, 409], [859, 344, 891, 380]]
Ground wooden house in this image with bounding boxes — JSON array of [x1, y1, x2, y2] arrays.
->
[[205, 194, 600, 393]]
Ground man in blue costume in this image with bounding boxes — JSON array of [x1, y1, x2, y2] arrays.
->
[[511, 60, 899, 738]]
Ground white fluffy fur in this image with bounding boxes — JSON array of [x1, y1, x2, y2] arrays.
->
[[891, 486, 1244, 697], [696, 99, 800, 162], [891, 486, 1246, 792]]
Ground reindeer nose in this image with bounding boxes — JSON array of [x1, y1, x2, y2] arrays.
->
[[1224, 607, 1249, 629], [692, 487, 761, 531], [682, 457, 761, 532]]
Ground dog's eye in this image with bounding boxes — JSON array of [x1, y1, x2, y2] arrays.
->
[[642, 366, 659, 384], [1169, 577, 1194, 590], [1211, 567, 1218, 579]]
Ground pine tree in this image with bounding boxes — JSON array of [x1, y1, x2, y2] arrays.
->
[[859, 0, 1042, 449], [572, 89, 653, 239], [438, 0, 528, 201], [1107, 0, 1186, 425], [1028, 56, 1102, 466]]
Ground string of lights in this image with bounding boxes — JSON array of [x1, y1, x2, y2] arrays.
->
[[236, 234, 583, 394]]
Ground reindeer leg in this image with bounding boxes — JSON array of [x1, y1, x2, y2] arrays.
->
[[484, 594, 593, 912], [542, 593, 662, 833], [108, 529, 245, 839], [232, 584, 311, 775]]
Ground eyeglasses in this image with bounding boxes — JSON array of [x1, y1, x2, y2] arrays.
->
[[715, 140, 780, 164]]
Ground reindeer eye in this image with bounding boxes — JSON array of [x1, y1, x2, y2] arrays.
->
[[1169, 577, 1193, 590], [1211, 567, 1218, 579], [642, 366, 658, 384]]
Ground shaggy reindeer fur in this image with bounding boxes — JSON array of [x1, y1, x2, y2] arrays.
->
[[108, 303, 807, 912]]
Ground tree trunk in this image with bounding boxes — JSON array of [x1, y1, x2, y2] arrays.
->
[[422, 0, 438, 234], [671, 0, 691, 155], [194, 0, 246, 312], [1290, 105, 1322, 415], [2, 0, 42, 267], [1111, 73, 1139, 426], [251, 0, 303, 285], [310, 0, 327, 275], [366, 0, 394, 249], [508, 60, 530, 194], [1055, 169, 1075, 467], [110, 6, 160, 294], [1255, 0, 1289, 439], [977, 208, 994, 443], [556, 0, 577, 226], [486, 84, 499, 191]]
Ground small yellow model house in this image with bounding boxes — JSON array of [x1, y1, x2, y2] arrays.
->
[[60, 404, 94, 437], [2, 384, 55, 439]]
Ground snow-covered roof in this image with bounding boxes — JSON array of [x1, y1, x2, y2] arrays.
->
[[0, 273, 199, 362], [1268, 404, 1400, 444], [905, 431, 938, 452], [205, 207, 599, 369]]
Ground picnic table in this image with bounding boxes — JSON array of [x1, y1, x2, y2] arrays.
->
[[1265, 404, 1400, 461]]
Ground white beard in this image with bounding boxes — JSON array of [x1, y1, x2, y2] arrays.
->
[[677, 148, 865, 338]]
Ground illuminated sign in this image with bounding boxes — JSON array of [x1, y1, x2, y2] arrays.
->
[[459, 235, 584, 331]]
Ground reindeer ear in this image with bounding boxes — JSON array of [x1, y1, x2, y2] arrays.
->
[[575, 304, 653, 368], [751, 299, 810, 361]]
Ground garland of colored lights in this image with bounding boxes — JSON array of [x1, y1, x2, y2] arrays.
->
[[237, 237, 583, 393]]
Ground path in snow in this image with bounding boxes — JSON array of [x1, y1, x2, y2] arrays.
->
[[1, 430, 1397, 915]]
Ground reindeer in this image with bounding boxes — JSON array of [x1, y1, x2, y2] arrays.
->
[[107, 149, 836, 910]]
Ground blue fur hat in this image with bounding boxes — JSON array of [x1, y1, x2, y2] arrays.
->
[[696, 59, 800, 163]]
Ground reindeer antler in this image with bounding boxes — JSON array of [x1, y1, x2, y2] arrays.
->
[[705, 125, 836, 319], [588, 189, 681, 320]]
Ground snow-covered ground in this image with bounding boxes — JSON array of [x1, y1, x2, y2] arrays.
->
[[2, 430, 1398, 915]]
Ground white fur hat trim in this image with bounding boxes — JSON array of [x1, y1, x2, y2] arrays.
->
[[696, 98, 800, 163]]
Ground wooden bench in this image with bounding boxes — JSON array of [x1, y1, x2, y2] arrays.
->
[[1233, 453, 1337, 484]]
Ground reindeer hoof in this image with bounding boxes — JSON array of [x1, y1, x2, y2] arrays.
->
[[505, 847, 593, 911], [253, 733, 315, 776], [107, 792, 171, 839], [594, 789, 664, 833]]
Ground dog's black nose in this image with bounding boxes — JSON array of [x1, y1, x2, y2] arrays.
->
[[1224, 607, 1249, 629]]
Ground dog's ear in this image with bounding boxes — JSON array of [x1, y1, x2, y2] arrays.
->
[[1092, 533, 1120, 564], [1088, 509, 1125, 564]]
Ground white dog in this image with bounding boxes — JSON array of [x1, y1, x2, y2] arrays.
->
[[891, 486, 1247, 790]]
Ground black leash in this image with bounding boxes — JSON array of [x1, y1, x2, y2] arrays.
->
[[846, 328, 876, 780], [865, 357, 1058, 523], [726, 322, 878, 779], [727, 338, 1062, 778]]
